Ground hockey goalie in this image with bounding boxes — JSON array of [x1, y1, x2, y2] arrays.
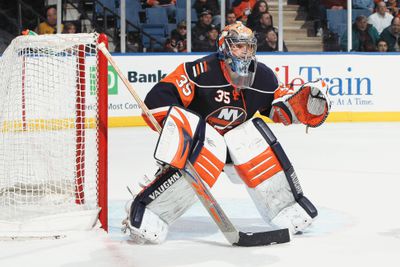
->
[[122, 22, 331, 244]]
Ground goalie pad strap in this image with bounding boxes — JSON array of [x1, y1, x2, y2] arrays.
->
[[298, 195, 318, 218]]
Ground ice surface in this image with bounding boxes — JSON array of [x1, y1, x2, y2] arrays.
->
[[1, 122, 400, 267]]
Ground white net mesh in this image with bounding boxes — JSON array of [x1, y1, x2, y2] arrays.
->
[[0, 33, 102, 233]]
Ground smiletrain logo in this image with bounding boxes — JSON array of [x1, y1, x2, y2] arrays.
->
[[274, 65, 373, 96]]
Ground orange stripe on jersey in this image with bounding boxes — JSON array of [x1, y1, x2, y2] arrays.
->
[[219, 60, 231, 84], [196, 64, 200, 76], [203, 61, 208, 72], [234, 147, 283, 188], [161, 63, 195, 107], [241, 90, 247, 111], [193, 147, 224, 188]]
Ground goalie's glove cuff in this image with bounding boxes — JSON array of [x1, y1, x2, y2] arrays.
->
[[270, 80, 331, 127]]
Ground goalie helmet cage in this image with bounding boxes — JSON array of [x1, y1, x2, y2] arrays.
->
[[0, 33, 108, 237]]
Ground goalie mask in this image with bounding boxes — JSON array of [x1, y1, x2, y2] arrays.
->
[[218, 21, 257, 89]]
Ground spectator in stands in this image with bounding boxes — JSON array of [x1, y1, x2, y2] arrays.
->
[[353, 0, 374, 12], [171, 20, 187, 43], [306, 0, 324, 36], [320, 0, 347, 10], [246, 0, 269, 30], [164, 36, 187, 52], [226, 9, 237, 25], [257, 27, 288, 51], [253, 12, 275, 34], [379, 17, 400, 51], [340, 15, 380, 51], [165, 20, 187, 52], [62, 22, 77, 34], [192, 10, 213, 51], [196, 24, 219, 51], [146, 0, 176, 22], [36, 5, 63, 34], [232, 0, 257, 24], [386, 0, 400, 17], [368, 1, 393, 34], [127, 32, 142, 52], [193, 0, 221, 25], [376, 39, 389, 51]]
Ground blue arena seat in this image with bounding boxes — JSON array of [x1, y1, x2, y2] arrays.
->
[[352, 9, 372, 21], [326, 9, 347, 32], [127, 0, 143, 11], [176, 0, 196, 9], [176, 0, 186, 9], [141, 24, 167, 50], [126, 0, 142, 26], [336, 23, 347, 40], [145, 7, 169, 24], [176, 7, 198, 23], [176, 8, 186, 24], [191, 8, 198, 22], [327, 9, 373, 33], [167, 23, 176, 36], [95, 0, 116, 13]]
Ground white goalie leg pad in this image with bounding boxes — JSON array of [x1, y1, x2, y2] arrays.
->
[[223, 164, 244, 184], [190, 123, 227, 187], [154, 106, 202, 169], [224, 118, 317, 234], [123, 167, 198, 244], [246, 174, 312, 234], [123, 200, 169, 244], [124, 164, 226, 244], [146, 169, 198, 224], [271, 202, 313, 234], [123, 119, 226, 244]]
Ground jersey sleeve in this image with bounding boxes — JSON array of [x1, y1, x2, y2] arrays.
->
[[253, 63, 280, 118], [143, 63, 196, 130]]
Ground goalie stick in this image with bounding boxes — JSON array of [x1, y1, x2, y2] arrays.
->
[[97, 43, 290, 246]]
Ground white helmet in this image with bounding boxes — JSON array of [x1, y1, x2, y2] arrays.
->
[[218, 21, 257, 89]]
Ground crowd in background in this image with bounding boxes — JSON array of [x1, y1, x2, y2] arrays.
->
[[34, 0, 400, 52]]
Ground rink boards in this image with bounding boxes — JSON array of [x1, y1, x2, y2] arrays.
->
[[3, 52, 398, 127], [98, 52, 400, 127]]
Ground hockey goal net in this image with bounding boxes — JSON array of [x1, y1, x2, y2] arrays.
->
[[0, 33, 108, 237]]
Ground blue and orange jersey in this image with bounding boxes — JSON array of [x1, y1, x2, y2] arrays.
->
[[143, 53, 279, 134]]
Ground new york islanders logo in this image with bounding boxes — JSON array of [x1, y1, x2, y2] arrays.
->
[[206, 107, 247, 134]]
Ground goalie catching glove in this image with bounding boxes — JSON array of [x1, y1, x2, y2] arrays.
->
[[270, 79, 331, 127]]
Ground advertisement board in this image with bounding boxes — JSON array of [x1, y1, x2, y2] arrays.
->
[[97, 53, 400, 126]]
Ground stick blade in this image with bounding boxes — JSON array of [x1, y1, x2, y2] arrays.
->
[[233, 229, 290, 247]]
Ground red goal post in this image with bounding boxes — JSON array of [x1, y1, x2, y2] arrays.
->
[[0, 33, 108, 237]]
